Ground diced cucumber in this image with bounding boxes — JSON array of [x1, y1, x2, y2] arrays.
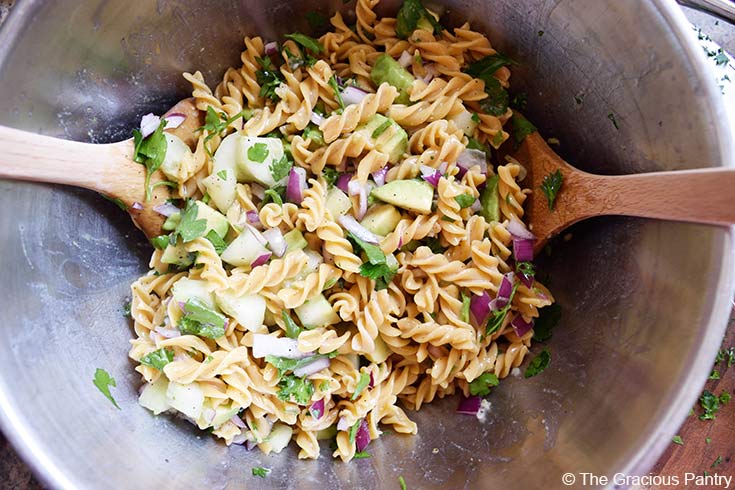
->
[[214, 289, 266, 332], [220, 228, 270, 267], [304, 250, 324, 275], [162, 212, 181, 231], [172, 278, 217, 310], [197, 400, 240, 430], [211, 403, 241, 428], [371, 179, 434, 214], [260, 423, 293, 454], [194, 201, 229, 239], [284, 229, 308, 253], [361, 204, 402, 236], [480, 174, 500, 223], [160, 241, 195, 268], [325, 187, 352, 218], [160, 133, 194, 182], [364, 335, 392, 364], [295, 293, 339, 327], [371, 54, 413, 104], [208, 133, 240, 212], [449, 108, 478, 137], [166, 381, 204, 420], [355, 114, 408, 163], [138, 376, 170, 415], [236, 136, 286, 187]]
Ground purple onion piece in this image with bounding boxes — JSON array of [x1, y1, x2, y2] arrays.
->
[[456, 395, 482, 415], [250, 183, 266, 200], [338, 215, 380, 244], [470, 291, 492, 327], [498, 272, 515, 300], [153, 202, 179, 217], [246, 210, 261, 225], [355, 419, 370, 452], [163, 113, 186, 129], [309, 399, 325, 419], [369, 371, 375, 389], [263, 227, 287, 257], [245, 439, 257, 451], [342, 86, 369, 106], [511, 315, 534, 337], [245, 224, 268, 247], [287, 167, 307, 204], [337, 416, 350, 431], [250, 252, 272, 268], [293, 356, 330, 377], [456, 149, 488, 175], [398, 50, 413, 68], [336, 173, 352, 193], [419, 165, 441, 187], [513, 238, 534, 262], [507, 216, 535, 240], [518, 270, 534, 288], [372, 166, 389, 186], [230, 415, 247, 429], [139, 113, 160, 138], [310, 112, 325, 126], [264, 41, 278, 55], [131, 201, 144, 211]]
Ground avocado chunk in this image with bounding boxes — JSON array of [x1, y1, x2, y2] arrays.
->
[[479, 174, 500, 222], [361, 204, 402, 236], [194, 201, 229, 238], [355, 114, 408, 163], [325, 187, 352, 218], [160, 241, 195, 268], [283, 229, 308, 253], [371, 54, 413, 104], [371, 179, 434, 214]]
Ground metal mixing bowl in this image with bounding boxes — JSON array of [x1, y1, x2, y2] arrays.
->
[[0, 1, 733, 489]]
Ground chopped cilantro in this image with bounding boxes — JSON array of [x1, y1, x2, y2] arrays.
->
[[352, 371, 371, 400], [323, 167, 339, 187], [348, 419, 361, 444], [169, 199, 208, 245], [305, 11, 327, 31], [252, 467, 270, 478], [282, 310, 302, 339], [699, 390, 721, 420], [511, 92, 528, 110], [263, 187, 285, 205], [511, 113, 537, 145], [469, 372, 499, 396], [353, 451, 372, 459], [248, 143, 269, 163], [672, 435, 683, 446], [199, 106, 251, 156], [269, 155, 292, 182], [713, 50, 728, 66], [204, 230, 227, 255], [266, 353, 330, 375], [399, 476, 408, 490], [712, 456, 722, 468], [328, 75, 345, 109], [467, 136, 489, 154], [303, 124, 325, 147], [348, 233, 399, 290], [151, 234, 170, 249], [537, 30, 545, 37], [540, 169, 563, 210], [516, 261, 535, 279], [256, 56, 284, 102], [454, 193, 476, 209], [486, 282, 519, 336], [466, 53, 516, 79], [533, 303, 561, 342], [132, 119, 168, 201], [93, 368, 120, 409], [715, 346, 735, 367], [460, 293, 471, 324], [139, 347, 174, 370], [423, 237, 445, 254], [480, 77, 510, 116], [396, 0, 442, 39], [179, 298, 227, 339], [471, 112, 481, 123], [607, 112, 619, 130], [122, 300, 132, 318], [372, 120, 393, 138], [524, 348, 551, 378], [709, 369, 721, 380], [277, 373, 314, 405], [284, 33, 324, 54], [706, 437, 711, 444]]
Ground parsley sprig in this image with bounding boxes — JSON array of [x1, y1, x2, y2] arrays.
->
[[256, 56, 284, 102], [199, 106, 252, 156], [132, 119, 168, 201], [93, 368, 120, 409], [348, 232, 398, 290], [540, 169, 563, 210], [396, 0, 442, 39]]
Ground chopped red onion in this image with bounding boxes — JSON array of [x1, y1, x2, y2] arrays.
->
[[140, 113, 160, 138], [347, 180, 368, 219], [456, 149, 488, 175], [355, 419, 370, 452], [245, 439, 257, 451], [457, 395, 482, 415], [511, 315, 534, 337], [153, 202, 179, 217], [250, 183, 266, 200], [419, 165, 441, 187], [517, 266, 534, 288], [513, 238, 534, 262], [372, 166, 388, 187], [495, 272, 516, 308], [338, 215, 379, 244], [287, 167, 307, 203], [294, 356, 331, 377], [470, 291, 492, 327], [250, 252, 272, 268], [163, 113, 186, 129], [230, 415, 247, 428], [398, 50, 413, 68], [155, 326, 181, 339], [264, 41, 278, 55], [311, 112, 325, 126], [337, 416, 350, 431], [263, 228, 287, 257], [336, 173, 352, 193], [245, 223, 268, 247], [438, 162, 448, 174], [422, 63, 437, 83], [368, 372, 375, 388], [507, 216, 535, 240], [252, 334, 310, 359], [231, 433, 248, 445], [470, 199, 482, 213], [131, 201, 144, 211], [342, 86, 368, 106], [246, 210, 261, 226], [309, 399, 325, 419]]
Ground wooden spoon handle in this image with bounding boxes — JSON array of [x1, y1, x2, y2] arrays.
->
[[582, 168, 735, 226], [0, 125, 137, 196]]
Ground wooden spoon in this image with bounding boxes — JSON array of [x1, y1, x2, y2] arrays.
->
[[0, 98, 203, 239], [509, 130, 735, 253]]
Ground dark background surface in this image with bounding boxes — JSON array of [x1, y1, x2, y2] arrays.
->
[[0, 2, 733, 489]]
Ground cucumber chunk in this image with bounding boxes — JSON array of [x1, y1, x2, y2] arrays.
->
[[236, 136, 286, 187], [208, 133, 240, 212], [361, 204, 402, 236], [139, 376, 170, 415], [284, 229, 308, 252], [160, 133, 194, 183], [160, 241, 195, 268], [295, 293, 339, 327], [260, 423, 293, 454], [325, 187, 352, 218], [214, 289, 266, 332], [171, 278, 216, 310], [194, 201, 229, 239], [166, 381, 204, 420], [364, 335, 392, 364], [220, 228, 270, 267], [371, 179, 434, 214]]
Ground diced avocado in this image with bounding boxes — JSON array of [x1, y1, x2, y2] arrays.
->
[[371, 54, 413, 104], [449, 108, 479, 137], [480, 174, 500, 222], [364, 335, 392, 364], [160, 241, 195, 268], [371, 179, 434, 214], [194, 201, 229, 239], [162, 212, 181, 231], [172, 278, 216, 310], [236, 136, 286, 187], [356, 114, 408, 163], [325, 187, 352, 218], [260, 423, 293, 454], [284, 229, 308, 252], [220, 228, 270, 267], [416, 16, 434, 32], [295, 293, 339, 327], [166, 381, 204, 420], [139, 376, 170, 415], [214, 289, 266, 332], [361, 204, 402, 236], [209, 133, 240, 212], [160, 133, 194, 183]]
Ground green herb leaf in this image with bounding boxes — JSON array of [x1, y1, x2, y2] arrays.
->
[[533, 303, 561, 342], [524, 348, 551, 378], [323, 167, 339, 187], [479, 77, 510, 116], [133, 120, 168, 201], [466, 136, 489, 155], [466, 53, 516, 79], [700, 390, 721, 420], [511, 92, 528, 110], [282, 311, 302, 339], [256, 56, 284, 102], [396, 0, 442, 39], [460, 294, 471, 324], [151, 234, 170, 250], [712, 456, 723, 468], [140, 347, 175, 370], [720, 391, 731, 405], [399, 476, 408, 490], [352, 371, 371, 400], [103, 195, 128, 211], [423, 236, 446, 254], [709, 369, 721, 380], [349, 232, 397, 289], [198, 107, 252, 156], [328, 75, 345, 109], [269, 155, 292, 182], [349, 233, 386, 265], [93, 368, 120, 409], [469, 372, 499, 396], [252, 467, 270, 478], [540, 169, 563, 211], [122, 300, 132, 318], [173, 200, 208, 243], [179, 297, 227, 339], [284, 33, 324, 54], [277, 373, 314, 405], [303, 124, 325, 147], [511, 113, 537, 145], [205, 230, 227, 255], [266, 354, 328, 374], [471, 112, 481, 123], [486, 282, 519, 336], [672, 435, 684, 446], [348, 419, 361, 444], [454, 193, 476, 209], [248, 142, 270, 163], [263, 187, 285, 206], [706, 437, 711, 444], [372, 120, 392, 138], [353, 451, 372, 459]]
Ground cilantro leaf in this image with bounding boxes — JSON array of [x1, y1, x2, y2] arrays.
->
[[348, 233, 386, 265], [511, 113, 537, 145], [252, 467, 270, 478], [248, 142, 269, 163], [322, 167, 339, 187], [466, 136, 489, 155], [524, 348, 551, 378], [454, 193, 476, 209], [266, 354, 329, 374], [269, 155, 292, 183], [396, 0, 442, 39], [328, 75, 345, 109], [371, 120, 392, 138], [672, 435, 684, 446], [282, 310, 302, 339], [277, 373, 314, 405], [199, 107, 252, 156], [710, 369, 721, 380], [348, 232, 398, 289], [399, 476, 408, 490], [139, 347, 175, 370], [720, 391, 731, 405], [216, 169, 228, 180], [533, 303, 561, 342], [353, 451, 372, 459], [540, 169, 563, 210], [469, 372, 499, 396], [150, 234, 170, 250], [284, 33, 324, 54], [423, 237, 446, 254], [460, 294, 471, 324], [479, 77, 509, 116], [465, 53, 516, 79], [172, 200, 207, 243], [133, 119, 168, 201], [93, 368, 120, 409], [122, 300, 132, 318], [263, 187, 285, 205], [256, 56, 284, 102], [205, 230, 227, 255], [179, 298, 227, 339], [348, 419, 361, 444], [352, 371, 371, 400]]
